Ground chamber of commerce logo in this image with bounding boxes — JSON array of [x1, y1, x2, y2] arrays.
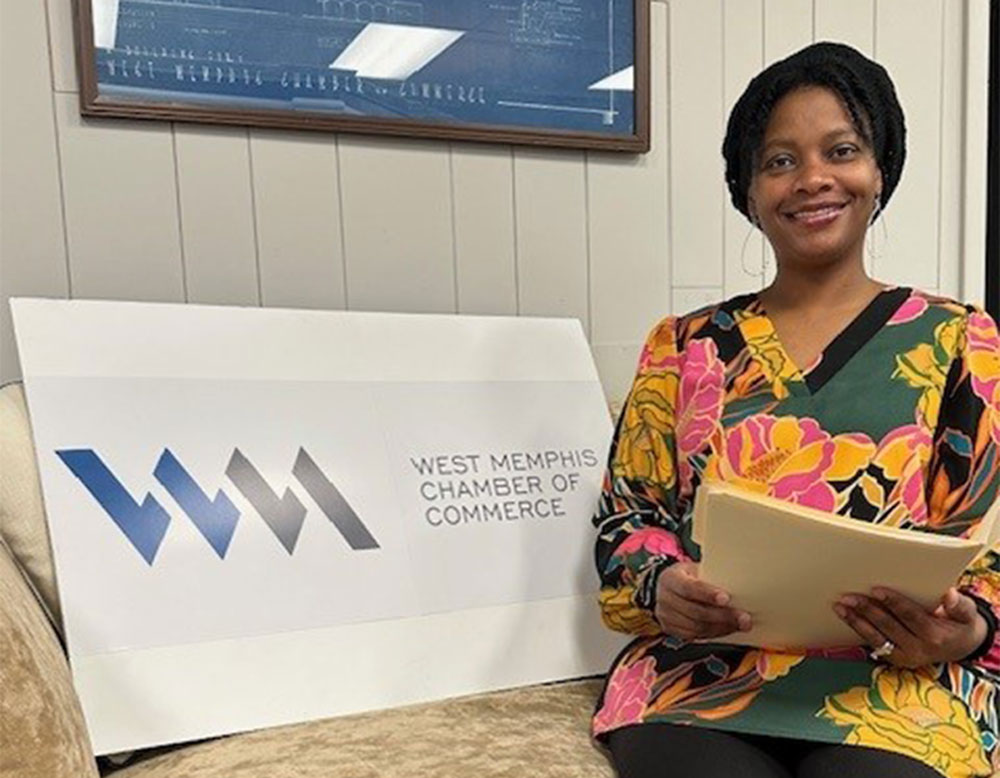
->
[[56, 447, 379, 564]]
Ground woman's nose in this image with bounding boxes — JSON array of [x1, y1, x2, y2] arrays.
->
[[794, 156, 834, 194]]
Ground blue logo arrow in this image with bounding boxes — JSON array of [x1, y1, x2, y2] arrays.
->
[[56, 449, 171, 565], [154, 449, 240, 559]]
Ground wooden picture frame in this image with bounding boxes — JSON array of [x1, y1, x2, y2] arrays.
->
[[74, 0, 650, 153]]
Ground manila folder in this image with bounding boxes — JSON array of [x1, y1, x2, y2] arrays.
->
[[693, 482, 987, 650]]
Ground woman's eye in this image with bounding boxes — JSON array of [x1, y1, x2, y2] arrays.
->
[[764, 155, 793, 170], [831, 144, 859, 159]]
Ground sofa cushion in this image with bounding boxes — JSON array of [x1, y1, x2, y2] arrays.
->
[[0, 539, 98, 778], [0, 382, 61, 629], [111, 679, 612, 778]]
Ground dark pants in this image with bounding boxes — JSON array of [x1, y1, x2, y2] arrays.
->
[[606, 723, 942, 778]]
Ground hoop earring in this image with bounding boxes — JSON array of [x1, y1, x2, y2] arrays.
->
[[744, 208, 768, 286], [865, 208, 889, 271], [868, 193, 882, 227], [739, 225, 759, 280], [865, 229, 877, 270]]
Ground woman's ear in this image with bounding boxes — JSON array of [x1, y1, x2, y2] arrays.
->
[[747, 196, 760, 228]]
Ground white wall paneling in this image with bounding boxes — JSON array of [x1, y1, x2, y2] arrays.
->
[[249, 130, 347, 311], [512, 148, 590, 328], [0, 0, 70, 380], [937, 0, 967, 300], [173, 126, 260, 306], [46, 0, 78, 93], [961, 0, 991, 307], [668, 0, 724, 288], [874, 0, 944, 292], [450, 145, 518, 316], [814, 0, 874, 57], [53, 94, 185, 303], [337, 137, 455, 314], [0, 0, 988, 406], [763, 0, 814, 64]]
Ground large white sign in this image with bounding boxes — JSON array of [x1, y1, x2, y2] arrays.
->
[[12, 298, 622, 754]]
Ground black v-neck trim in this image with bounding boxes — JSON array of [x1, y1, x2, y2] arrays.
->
[[802, 286, 912, 393]]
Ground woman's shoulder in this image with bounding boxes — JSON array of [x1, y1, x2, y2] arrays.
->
[[886, 287, 996, 332], [671, 292, 756, 324], [898, 286, 974, 314], [641, 292, 758, 355]]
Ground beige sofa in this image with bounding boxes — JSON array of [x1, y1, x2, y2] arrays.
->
[[0, 382, 614, 777]]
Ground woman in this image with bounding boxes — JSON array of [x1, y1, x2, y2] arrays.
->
[[592, 42, 1000, 778]]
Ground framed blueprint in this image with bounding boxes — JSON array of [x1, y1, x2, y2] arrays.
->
[[74, 0, 650, 152]]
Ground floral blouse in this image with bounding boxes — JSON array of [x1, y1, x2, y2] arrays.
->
[[592, 287, 1000, 777]]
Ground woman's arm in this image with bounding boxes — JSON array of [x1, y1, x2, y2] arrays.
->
[[947, 306, 1000, 668], [593, 316, 687, 636], [840, 305, 1000, 667]]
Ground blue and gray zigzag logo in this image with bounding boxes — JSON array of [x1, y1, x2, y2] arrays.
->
[[56, 447, 379, 565]]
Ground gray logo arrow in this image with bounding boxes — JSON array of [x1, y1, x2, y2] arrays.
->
[[292, 448, 379, 550], [225, 448, 307, 554]]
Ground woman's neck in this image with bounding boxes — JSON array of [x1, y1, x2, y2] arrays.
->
[[759, 261, 885, 315]]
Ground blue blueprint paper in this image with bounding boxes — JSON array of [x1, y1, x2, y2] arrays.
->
[[94, 0, 636, 135]]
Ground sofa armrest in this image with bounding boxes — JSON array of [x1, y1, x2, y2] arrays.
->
[[0, 539, 98, 778]]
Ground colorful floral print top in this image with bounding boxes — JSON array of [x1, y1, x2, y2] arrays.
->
[[592, 287, 1000, 777]]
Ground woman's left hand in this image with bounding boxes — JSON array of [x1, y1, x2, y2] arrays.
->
[[833, 587, 988, 668]]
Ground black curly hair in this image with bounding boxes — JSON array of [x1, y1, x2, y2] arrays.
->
[[723, 41, 906, 225]]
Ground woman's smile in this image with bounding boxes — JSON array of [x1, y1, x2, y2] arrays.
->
[[783, 200, 850, 228]]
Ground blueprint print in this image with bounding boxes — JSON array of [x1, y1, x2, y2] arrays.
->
[[91, 0, 637, 135]]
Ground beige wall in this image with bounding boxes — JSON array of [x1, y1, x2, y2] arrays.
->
[[0, 0, 989, 404]]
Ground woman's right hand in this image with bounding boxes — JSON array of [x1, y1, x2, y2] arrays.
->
[[654, 561, 753, 641]]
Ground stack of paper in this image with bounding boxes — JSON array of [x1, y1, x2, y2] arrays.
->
[[693, 482, 998, 650]]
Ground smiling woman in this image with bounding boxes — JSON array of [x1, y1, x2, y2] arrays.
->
[[591, 42, 1000, 778]]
